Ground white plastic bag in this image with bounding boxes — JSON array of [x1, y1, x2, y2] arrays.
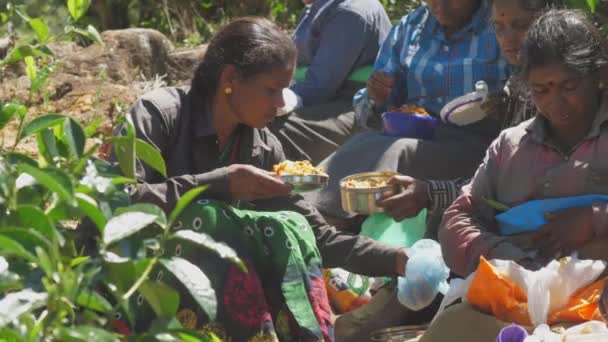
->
[[525, 255, 606, 326], [433, 254, 606, 326], [525, 321, 608, 342]]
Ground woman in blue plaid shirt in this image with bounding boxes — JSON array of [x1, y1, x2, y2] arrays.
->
[[355, 0, 508, 124], [309, 0, 511, 340], [306, 0, 509, 230]]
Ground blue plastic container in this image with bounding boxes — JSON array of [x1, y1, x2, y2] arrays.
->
[[381, 112, 438, 139]]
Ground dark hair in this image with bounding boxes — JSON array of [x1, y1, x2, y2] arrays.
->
[[191, 17, 296, 98], [521, 9, 608, 77], [489, 0, 563, 13]]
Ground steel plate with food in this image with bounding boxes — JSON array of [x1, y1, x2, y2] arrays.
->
[[340, 172, 402, 214], [273, 160, 329, 193]]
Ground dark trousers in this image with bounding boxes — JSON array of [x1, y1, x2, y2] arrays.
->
[[269, 82, 365, 165]]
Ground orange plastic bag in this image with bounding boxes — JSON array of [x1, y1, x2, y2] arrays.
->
[[466, 257, 605, 326]]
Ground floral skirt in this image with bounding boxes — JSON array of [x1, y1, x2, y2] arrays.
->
[[114, 199, 334, 341]]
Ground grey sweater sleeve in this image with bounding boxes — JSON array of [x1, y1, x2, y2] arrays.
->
[[116, 97, 229, 213]]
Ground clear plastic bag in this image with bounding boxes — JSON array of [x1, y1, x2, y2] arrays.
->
[[397, 239, 450, 311]]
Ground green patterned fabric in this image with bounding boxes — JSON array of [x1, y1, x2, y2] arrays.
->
[[113, 200, 334, 341]]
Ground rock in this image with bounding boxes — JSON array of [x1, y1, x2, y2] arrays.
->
[[60, 28, 174, 84], [0, 72, 142, 117], [102, 28, 174, 78], [60, 43, 129, 82], [166, 45, 207, 83], [47, 41, 82, 60], [0, 36, 14, 60]]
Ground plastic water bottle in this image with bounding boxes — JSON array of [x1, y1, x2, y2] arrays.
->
[[397, 239, 450, 311]]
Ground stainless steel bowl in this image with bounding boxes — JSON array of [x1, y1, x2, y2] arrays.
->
[[370, 324, 428, 341], [340, 172, 401, 214], [281, 174, 329, 193]]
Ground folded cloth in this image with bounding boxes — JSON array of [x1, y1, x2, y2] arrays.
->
[[496, 194, 608, 235]]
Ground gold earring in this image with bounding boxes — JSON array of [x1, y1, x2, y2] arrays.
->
[[224, 87, 232, 95]]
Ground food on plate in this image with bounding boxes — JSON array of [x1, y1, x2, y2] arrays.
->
[[395, 104, 430, 116], [273, 160, 328, 177], [343, 177, 389, 189]]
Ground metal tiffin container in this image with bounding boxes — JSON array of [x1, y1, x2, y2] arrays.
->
[[340, 172, 402, 214]]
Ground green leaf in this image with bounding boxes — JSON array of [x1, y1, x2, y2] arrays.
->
[[76, 193, 107, 232], [2, 102, 27, 119], [176, 331, 222, 342], [482, 197, 511, 212], [112, 136, 135, 179], [24, 56, 37, 82], [114, 203, 167, 228], [21, 114, 66, 138], [15, 205, 56, 241], [17, 164, 75, 204], [35, 246, 53, 276], [4, 152, 37, 167], [70, 256, 90, 267], [75, 289, 112, 314], [67, 0, 91, 21], [138, 280, 179, 316], [61, 118, 86, 159], [172, 230, 245, 272], [160, 257, 217, 320], [111, 177, 136, 186], [0, 328, 23, 340], [36, 128, 60, 165], [104, 261, 136, 293], [54, 325, 119, 342], [1, 228, 51, 255], [167, 186, 208, 227], [0, 236, 37, 262], [30, 61, 59, 94], [146, 316, 183, 334], [84, 117, 106, 138], [123, 114, 136, 138], [1, 45, 52, 66], [0, 103, 27, 130], [0, 289, 47, 327], [86, 25, 104, 45], [136, 138, 167, 177], [103, 212, 158, 246], [0, 257, 23, 293], [0, 105, 17, 131], [28, 18, 50, 44], [0, 271, 23, 293]]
